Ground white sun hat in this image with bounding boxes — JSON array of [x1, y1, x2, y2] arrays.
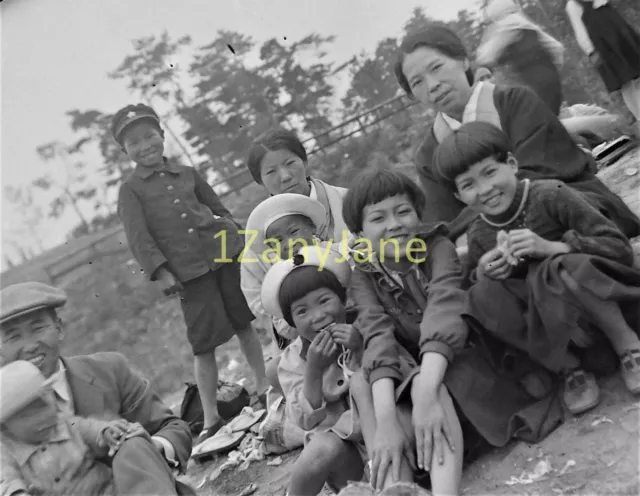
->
[[0, 360, 54, 424], [261, 244, 351, 320], [245, 193, 327, 256]]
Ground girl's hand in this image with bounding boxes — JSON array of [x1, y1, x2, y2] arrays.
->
[[509, 229, 570, 259], [477, 247, 513, 280], [412, 386, 455, 471], [328, 324, 363, 351], [371, 416, 416, 490], [306, 331, 340, 372]]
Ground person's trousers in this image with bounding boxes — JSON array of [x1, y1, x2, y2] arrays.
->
[[621, 77, 640, 121], [111, 437, 194, 496]]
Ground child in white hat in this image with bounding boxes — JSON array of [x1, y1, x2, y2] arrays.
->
[[242, 193, 352, 392], [0, 361, 150, 496], [262, 245, 376, 496]]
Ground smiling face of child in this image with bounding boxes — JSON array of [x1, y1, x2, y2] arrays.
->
[[360, 194, 421, 261], [289, 287, 346, 342], [4, 391, 59, 444], [265, 215, 316, 260], [121, 120, 165, 168], [453, 154, 519, 216]]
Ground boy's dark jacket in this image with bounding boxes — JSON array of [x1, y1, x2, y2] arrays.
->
[[118, 160, 244, 282]]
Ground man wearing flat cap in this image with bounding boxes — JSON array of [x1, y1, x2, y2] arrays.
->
[[0, 282, 195, 495]]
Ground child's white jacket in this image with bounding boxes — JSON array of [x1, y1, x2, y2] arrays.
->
[[277, 337, 361, 443]]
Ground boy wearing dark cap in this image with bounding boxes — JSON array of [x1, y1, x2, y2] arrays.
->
[[112, 104, 268, 444]]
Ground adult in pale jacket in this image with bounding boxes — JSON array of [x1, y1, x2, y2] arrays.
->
[[241, 129, 353, 357]]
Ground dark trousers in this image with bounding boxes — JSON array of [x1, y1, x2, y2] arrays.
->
[[111, 437, 196, 496]]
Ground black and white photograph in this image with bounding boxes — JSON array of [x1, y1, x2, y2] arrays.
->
[[1, 0, 639, 494]]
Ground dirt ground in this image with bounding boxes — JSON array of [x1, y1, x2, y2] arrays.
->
[[173, 148, 640, 495]]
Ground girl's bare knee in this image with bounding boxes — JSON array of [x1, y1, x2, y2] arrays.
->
[[308, 431, 345, 460]]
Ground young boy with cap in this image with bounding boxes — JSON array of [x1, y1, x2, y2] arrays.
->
[[0, 360, 152, 496], [112, 104, 268, 444]]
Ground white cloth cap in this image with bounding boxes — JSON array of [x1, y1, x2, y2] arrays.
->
[[245, 193, 327, 254], [261, 244, 351, 320], [0, 360, 53, 423]]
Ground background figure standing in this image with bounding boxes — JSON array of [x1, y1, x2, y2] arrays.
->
[[565, 0, 640, 135], [477, 0, 565, 115]]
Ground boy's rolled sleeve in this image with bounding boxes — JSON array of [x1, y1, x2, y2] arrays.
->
[[68, 416, 111, 456], [419, 235, 469, 361], [350, 269, 405, 385], [118, 184, 168, 280]]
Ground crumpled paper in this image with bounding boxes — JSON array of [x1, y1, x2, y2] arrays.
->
[[207, 433, 267, 482], [505, 458, 553, 486]]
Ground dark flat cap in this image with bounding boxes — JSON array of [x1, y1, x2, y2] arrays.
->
[[0, 282, 67, 325], [111, 103, 161, 143]]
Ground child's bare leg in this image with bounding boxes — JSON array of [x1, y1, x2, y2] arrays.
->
[[288, 432, 364, 496], [265, 355, 283, 396], [380, 402, 416, 489], [194, 350, 219, 426], [235, 325, 269, 395], [560, 269, 640, 393], [561, 270, 640, 353], [349, 369, 376, 458], [426, 386, 464, 496]]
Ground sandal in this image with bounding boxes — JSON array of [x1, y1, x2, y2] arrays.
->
[[563, 368, 600, 415], [620, 348, 640, 394], [194, 417, 226, 446]]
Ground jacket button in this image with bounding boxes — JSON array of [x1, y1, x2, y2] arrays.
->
[[188, 228, 194, 234], [167, 185, 174, 191], [174, 199, 180, 204], [337, 379, 344, 386], [159, 172, 165, 177], [417, 309, 422, 314], [181, 213, 187, 219]]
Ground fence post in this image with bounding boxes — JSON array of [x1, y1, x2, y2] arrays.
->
[[355, 117, 368, 135]]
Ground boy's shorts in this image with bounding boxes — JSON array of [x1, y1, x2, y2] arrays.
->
[[180, 260, 255, 355]]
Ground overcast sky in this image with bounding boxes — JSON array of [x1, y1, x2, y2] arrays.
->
[[1, 0, 480, 266]]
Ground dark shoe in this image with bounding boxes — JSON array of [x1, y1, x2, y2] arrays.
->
[[194, 417, 226, 446]]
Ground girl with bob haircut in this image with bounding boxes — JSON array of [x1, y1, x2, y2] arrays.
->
[[433, 121, 640, 415], [342, 167, 562, 494], [246, 128, 350, 244], [261, 246, 374, 496], [393, 24, 640, 241]]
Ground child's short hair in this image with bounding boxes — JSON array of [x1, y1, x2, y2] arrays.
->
[[246, 128, 308, 185], [278, 266, 347, 328], [342, 168, 426, 233], [433, 122, 512, 191], [111, 103, 162, 145]]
